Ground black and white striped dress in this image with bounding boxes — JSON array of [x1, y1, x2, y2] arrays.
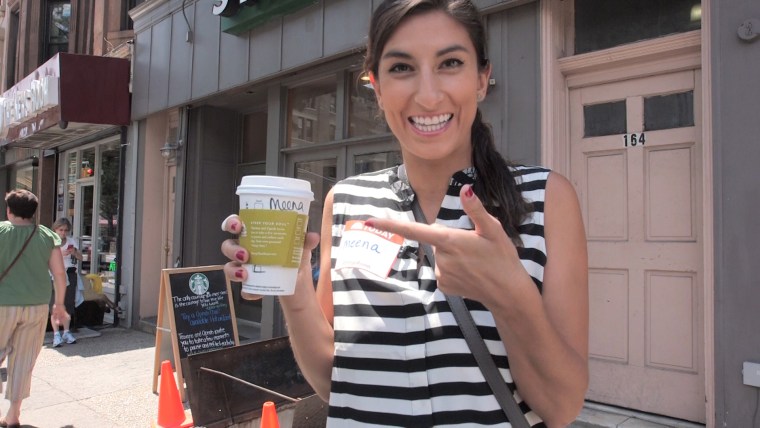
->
[[328, 165, 550, 427]]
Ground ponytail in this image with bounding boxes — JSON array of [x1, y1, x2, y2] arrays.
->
[[471, 110, 532, 246]]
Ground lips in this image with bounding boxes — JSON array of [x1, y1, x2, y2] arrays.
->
[[409, 113, 453, 132]]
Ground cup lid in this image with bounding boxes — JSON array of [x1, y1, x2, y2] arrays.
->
[[236, 175, 314, 201]]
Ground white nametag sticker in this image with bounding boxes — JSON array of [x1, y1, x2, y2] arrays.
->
[[335, 220, 404, 278]]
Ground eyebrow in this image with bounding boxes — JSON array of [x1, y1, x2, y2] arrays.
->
[[381, 44, 470, 61]]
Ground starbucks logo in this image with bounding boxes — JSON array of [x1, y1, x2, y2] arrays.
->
[[189, 273, 210, 295]]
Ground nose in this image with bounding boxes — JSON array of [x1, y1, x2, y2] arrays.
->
[[414, 69, 444, 110]]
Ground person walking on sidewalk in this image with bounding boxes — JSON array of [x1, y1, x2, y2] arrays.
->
[[0, 190, 69, 428], [50, 218, 81, 347]]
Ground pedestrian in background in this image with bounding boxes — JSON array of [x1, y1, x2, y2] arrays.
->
[[50, 217, 80, 346], [222, 0, 588, 426], [0, 189, 68, 428]]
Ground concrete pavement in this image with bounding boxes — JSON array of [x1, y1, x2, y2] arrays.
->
[[1, 326, 162, 428], [1, 325, 703, 428]]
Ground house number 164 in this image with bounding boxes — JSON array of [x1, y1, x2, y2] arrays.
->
[[623, 133, 646, 147]]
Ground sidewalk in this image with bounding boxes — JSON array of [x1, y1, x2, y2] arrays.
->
[[1, 326, 162, 428], [1, 325, 704, 428]]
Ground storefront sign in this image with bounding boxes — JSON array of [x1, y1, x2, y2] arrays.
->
[[0, 76, 59, 134], [213, 0, 317, 35], [0, 53, 130, 148], [0, 55, 61, 140]]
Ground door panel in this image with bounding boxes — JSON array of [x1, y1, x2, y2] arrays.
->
[[571, 70, 704, 423]]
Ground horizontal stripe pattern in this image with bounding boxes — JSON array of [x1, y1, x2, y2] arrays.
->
[[327, 165, 550, 427]]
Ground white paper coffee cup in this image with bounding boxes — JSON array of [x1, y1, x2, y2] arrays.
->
[[236, 176, 313, 295]]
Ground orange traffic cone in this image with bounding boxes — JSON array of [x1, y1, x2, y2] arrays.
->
[[260, 401, 280, 428], [153, 360, 194, 428]]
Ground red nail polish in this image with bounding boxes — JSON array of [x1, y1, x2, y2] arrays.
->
[[236, 250, 247, 261], [230, 222, 238, 232], [465, 186, 474, 198], [234, 269, 244, 279], [364, 219, 375, 228]]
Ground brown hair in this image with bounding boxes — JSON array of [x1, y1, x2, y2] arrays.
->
[[365, 0, 532, 242], [5, 189, 39, 219], [52, 217, 72, 232]]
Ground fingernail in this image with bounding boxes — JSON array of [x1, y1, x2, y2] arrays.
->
[[234, 269, 245, 279], [236, 250, 247, 261], [464, 185, 474, 198], [230, 222, 238, 232], [364, 219, 375, 228]]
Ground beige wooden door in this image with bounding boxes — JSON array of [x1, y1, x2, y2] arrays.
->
[[570, 69, 704, 423]]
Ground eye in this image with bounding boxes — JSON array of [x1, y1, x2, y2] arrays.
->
[[441, 58, 464, 69], [388, 63, 413, 73]]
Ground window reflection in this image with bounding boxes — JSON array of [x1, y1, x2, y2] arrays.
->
[[583, 101, 627, 137], [81, 148, 96, 178], [575, 0, 701, 55], [354, 151, 402, 175], [46, 1, 70, 60], [349, 71, 389, 138], [67, 152, 77, 219], [295, 159, 337, 277], [287, 77, 337, 147]]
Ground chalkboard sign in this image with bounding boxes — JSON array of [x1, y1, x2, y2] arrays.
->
[[169, 269, 237, 358], [153, 265, 239, 401]]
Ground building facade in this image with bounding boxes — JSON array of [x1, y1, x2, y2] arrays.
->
[[0, 0, 141, 324], [89, 0, 760, 426]]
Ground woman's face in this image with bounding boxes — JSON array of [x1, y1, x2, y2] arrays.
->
[[372, 10, 489, 166], [54, 225, 69, 240]]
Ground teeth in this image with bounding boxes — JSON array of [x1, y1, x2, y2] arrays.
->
[[410, 114, 452, 132]]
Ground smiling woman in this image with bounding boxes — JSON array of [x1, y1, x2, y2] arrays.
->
[[221, 1, 589, 427]]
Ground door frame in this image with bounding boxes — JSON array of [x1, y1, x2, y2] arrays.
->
[[540, 1, 714, 425]]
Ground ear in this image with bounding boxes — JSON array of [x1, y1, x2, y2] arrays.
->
[[369, 72, 384, 110], [477, 63, 492, 101]]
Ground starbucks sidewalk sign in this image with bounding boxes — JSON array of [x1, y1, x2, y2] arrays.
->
[[152, 266, 239, 402]]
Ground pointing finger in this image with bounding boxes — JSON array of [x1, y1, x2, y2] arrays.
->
[[459, 184, 503, 237], [364, 217, 450, 248]]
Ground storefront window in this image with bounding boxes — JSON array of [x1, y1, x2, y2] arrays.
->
[[13, 163, 35, 191], [61, 142, 120, 281], [348, 71, 389, 138], [66, 152, 77, 219], [287, 77, 337, 147], [81, 148, 96, 178], [98, 141, 120, 265]]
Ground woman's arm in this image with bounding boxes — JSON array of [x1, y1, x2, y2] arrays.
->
[[221, 190, 337, 401], [485, 172, 589, 427], [278, 189, 337, 400], [364, 175, 588, 427], [49, 247, 70, 325]]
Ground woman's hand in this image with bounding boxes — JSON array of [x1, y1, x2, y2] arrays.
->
[[219, 214, 320, 300], [220, 212, 334, 400], [51, 303, 70, 326], [365, 184, 529, 304]]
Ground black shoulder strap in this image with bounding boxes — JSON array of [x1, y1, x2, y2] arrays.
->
[[410, 200, 530, 428], [0, 224, 39, 284]]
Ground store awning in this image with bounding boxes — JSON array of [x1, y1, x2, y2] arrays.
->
[[0, 53, 130, 149]]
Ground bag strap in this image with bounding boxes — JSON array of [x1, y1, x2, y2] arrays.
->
[[410, 199, 530, 428], [0, 224, 39, 284]]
